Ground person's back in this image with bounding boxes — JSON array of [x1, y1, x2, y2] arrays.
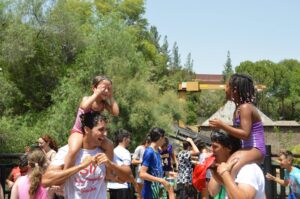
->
[[17, 175, 48, 199], [229, 163, 264, 199]]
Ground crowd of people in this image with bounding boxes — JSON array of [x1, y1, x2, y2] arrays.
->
[[2, 73, 300, 199]]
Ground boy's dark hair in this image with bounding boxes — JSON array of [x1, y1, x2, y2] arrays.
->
[[229, 73, 255, 104], [210, 131, 241, 154], [141, 137, 151, 145], [162, 137, 169, 147], [114, 129, 131, 145], [80, 112, 107, 134], [182, 140, 191, 150], [148, 127, 165, 142], [18, 154, 28, 168]]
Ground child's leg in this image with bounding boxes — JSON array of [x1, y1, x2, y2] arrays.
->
[[65, 133, 83, 169], [227, 148, 263, 179], [100, 137, 114, 161]]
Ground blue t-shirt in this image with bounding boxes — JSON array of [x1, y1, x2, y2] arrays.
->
[[142, 147, 166, 199], [284, 167, 300, 197]]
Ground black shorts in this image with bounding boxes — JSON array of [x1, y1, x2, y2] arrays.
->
[[176, 183, 195, 199], [109, 188, 131, 199]]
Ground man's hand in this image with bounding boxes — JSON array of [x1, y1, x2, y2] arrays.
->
[[95, 153, 111, 166], [217, 158, 239, 176]]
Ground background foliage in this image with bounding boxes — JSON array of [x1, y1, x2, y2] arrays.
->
[[0, 0, 300, 153]]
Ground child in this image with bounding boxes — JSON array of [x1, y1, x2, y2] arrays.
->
[[10, 149, 48, 199], [209, 73, 265, 178], [64, 75, 119, 169]]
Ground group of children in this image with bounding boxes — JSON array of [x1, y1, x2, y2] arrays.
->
[[6, 73, 267, 199]]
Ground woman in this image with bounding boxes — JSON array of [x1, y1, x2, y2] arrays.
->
[[38, 135, 58, 164]]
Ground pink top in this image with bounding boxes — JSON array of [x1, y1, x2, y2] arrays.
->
[[71, 108, 86, 134], [17, 175, 48, 199]]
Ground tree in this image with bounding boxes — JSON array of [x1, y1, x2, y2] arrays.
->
[[184, 53, 193, 72], [222, 51, 233, 82], [170, 42, 181, 69]]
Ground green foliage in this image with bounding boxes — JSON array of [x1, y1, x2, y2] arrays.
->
[[0, 0, 190, 153]]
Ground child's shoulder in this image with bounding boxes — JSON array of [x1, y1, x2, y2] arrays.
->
[[239, 103, 256, 111]]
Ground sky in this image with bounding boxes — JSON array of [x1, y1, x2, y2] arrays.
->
[[144, 1, 300, 74]]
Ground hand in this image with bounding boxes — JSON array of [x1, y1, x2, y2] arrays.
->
[[265, 173, 276, 181], [81, 154, 101, 168], [217, 158, 239, 177], [186, 137, 193, 143], [209, 119, 224, 130], [160, 178, 171, 191], [95, 153, 111, 166]]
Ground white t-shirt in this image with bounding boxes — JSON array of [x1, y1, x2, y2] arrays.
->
[[225, 163, 265, 199], [107, 145, 131, 189], [51, 145, 106, 199]]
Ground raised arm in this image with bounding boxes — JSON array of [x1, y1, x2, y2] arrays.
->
[[265, 173, 288, 186], [187, 137, 199, 156]]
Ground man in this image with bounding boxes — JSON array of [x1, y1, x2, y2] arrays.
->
[[208, 131, 265, 199], [42, 112, 131, 199], [108, 129, 135, 199], [266, 150, 300, 199], [139, 127, 173, 199]]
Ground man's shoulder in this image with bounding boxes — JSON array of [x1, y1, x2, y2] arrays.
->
[[239, 163, 263, 174]]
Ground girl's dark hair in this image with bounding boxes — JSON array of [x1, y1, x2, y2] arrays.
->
[[92, 75, 112, 87], [80, 112, 107, 133], [182, 140, 191, 150], [114, 129, 131, 145], [18, 154, 28, 168], [229, 73, 255, 104], [148, 127, 165, 142], [40, 134, 58, 152], [27, 149, 46, 199], [210, 131, 241, 154]]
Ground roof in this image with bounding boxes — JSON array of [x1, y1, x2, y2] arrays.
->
[[201, 101, 275, 126], [195, 74, 224, 84]]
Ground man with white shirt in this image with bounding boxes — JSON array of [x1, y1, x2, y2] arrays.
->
[[208, 131, 265, 199], [108, 129, 135, 199], [42, 112, 131, 199]]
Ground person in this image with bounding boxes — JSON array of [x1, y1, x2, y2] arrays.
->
[[132, 137, 151, 199], [65, 75, 119, 170], [209, 73, 265, 178], [42, 112, 130, 199], [266, 150, 300, 199], [0, 184, 4, 199], [139, 127, 174, 199], [108, 129, 135, 199], [208, 131, 265, 199], [196, 140, 212, 199], [38, 134, 58, 164], [6, 154, 28, 190], [176, 137, 199, 199], [159, 137, 178, 177], [11, 149, 48, 199]]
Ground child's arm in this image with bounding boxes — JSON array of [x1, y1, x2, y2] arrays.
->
[[80, 85, 105, 111], [265, 173, 288, 186], [209, 104, 253, 140], [187, 137, 200, 156], [104, 97, 119, 116], [10, 178, 19, 199]]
